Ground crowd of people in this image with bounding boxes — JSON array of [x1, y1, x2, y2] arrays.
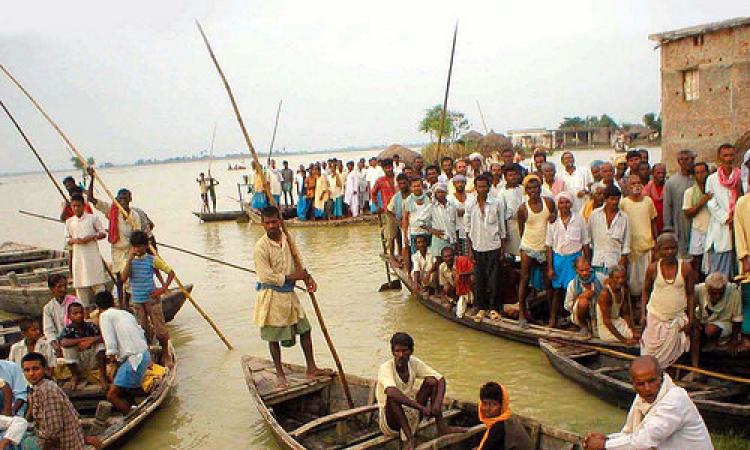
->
[[0, 167, 172, 447], [350, 145, 750, 373]]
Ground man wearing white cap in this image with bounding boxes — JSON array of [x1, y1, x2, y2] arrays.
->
[[447, 174, 475, 256], [467, 152, 484, 178], [558, 151, 591, 213], [424, 183, 457, 257]]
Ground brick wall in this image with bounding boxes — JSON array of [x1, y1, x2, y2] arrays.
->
[[659, 25, 750, 170]]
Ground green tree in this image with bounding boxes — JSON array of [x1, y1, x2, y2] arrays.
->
[[597, 114, 618, 128], [71, 156, 95, 183], [643, 112, 662, 134], [419, 105, 469, 143], [560, 116, 585, 129]]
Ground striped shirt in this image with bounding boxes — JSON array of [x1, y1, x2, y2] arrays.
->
[[129, 254, 171, 304]]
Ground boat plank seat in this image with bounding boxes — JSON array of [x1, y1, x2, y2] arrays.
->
[[0, 257, 68, 273], [290, 404, 379, 439], [347, 408, 462, 450], [594, 365, 628, 374], [415, 423, 485, 449]]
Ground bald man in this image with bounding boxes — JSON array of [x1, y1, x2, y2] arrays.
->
[[584, 356, 712, 450]]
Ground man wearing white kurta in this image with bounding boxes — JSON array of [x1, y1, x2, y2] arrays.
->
[[703, 144, 740, 277], [64, 195, 108, 307], [583, 356, 712, 450], [559, 151, 591, 213], [344, 162, 361, 217]]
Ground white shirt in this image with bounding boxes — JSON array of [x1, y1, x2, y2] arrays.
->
[[294, 173, 305, 194], [546, 212, 590, 255], [499, 186, 524, 220], [365, 166, 385, 188], [588, 208, 631, 268], [411, 250, 435, 277], [429, 200, 457, 244], [559, 167, 592, 212], [268, 168, 282, 196], [448, 192, 476, 238], [8, 338, 57, 367], [42, 299, 66, 343], [99, 308, 148, 369], [704, 172, 733, 253], [606, 385, 713, 450], [464, 195, 507, 252], [65, 213, 107, 288]]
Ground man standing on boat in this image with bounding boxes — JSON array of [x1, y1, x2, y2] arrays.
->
[[640, 233, 695, 369], [253, 206, 328, 388], [583, 355, 712, 450], [87, 167, 155, 308], [65, 194, 108, 309], [376, 332, 460, 450], [280, 160, 295, 207]]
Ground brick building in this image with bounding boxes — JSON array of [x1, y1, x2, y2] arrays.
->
[[649, 17, 750, 169]]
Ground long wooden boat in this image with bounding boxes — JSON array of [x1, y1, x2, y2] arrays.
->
[[387, 259, 635, 352], [73, 342, 177, 448], [539, 339, 750, 437], [0, 242, 61, 266], [0, 282, 190, 321], [241, 355, 583, 449], [192, 210, 249, 222], [243, 202, 380, 228]]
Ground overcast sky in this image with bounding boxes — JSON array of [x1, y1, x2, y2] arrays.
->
[[1, 0, 747, 172]]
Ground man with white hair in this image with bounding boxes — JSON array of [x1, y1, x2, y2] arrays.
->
[[583, 355, 713, 450], [467, 152, 484, 179], [691, 272, 743, 367]]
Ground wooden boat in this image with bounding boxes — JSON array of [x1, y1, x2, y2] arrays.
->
[[0, 281, 190, 321], [539, 339, 750, 437], [192, 210, 249, 222], [387, 260, 635, 353], [0, 242, 62, 266], [243, 202, 380, 228], [72, 343, 176, 448], [241, 355, 583, 449]]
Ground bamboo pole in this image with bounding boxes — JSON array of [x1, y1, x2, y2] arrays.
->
[[475, 100, 488, 134], [195, 21, 354, 407], [546, 338, 750, 385], [266, 99, 282, 168], [0, 64, 234, 350], [434, 23, 458, 163]]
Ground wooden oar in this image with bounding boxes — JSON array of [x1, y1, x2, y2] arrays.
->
[[376, 213, 401, 291], [2, 100, 118, 286], [546, 337, 750, 385], [1, 64, 234, 350], [196, 21, 354, 407]]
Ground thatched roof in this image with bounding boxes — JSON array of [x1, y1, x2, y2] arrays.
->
[[377, 144, 421, 165], [458, 130, 483, 143], [477, 131, 513, 157]]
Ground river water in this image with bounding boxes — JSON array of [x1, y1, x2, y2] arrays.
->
[[1, 148, 661, 449]]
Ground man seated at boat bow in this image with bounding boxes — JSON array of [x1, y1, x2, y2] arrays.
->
[[376, 332, 462, 450], [583, 355, 713, 450]]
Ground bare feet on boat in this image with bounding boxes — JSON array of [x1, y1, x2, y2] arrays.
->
[[305, 367, 335, 379], [275, 373, 289, 389]]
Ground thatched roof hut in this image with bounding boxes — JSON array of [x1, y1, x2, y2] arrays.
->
[[377, 144, 421, 165], [458, 130, 483, 144], [477, 131, 513, 158]]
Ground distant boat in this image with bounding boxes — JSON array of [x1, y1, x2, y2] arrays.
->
[[228, 163, 247, 171], [192, 210, 249, 222]]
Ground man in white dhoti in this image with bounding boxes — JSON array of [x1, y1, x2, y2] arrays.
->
[[704, 143, 740, 277], [64, 194, 108, 308], [583, 355, 713, 450], [640, 234, 695, 368], [344, 160, 361, 217]]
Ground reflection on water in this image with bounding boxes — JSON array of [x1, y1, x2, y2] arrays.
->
[[0, 150, 657, 449]]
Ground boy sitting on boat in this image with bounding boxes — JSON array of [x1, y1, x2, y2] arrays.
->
[[410, 235, 436, 294], [8, 318, 57, 375], [59, 302, 106, 391], [477, 381, 532, 450]]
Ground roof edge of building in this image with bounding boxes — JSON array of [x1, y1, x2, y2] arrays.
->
[[648, 16, 750, 44]]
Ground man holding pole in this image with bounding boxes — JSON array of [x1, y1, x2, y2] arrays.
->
[[87, 167, 153, 307], [254, 206, 329, 388]]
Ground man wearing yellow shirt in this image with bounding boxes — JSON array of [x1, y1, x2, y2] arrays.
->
[[619, 174, 657, 302], [253, 206, 328, 388]]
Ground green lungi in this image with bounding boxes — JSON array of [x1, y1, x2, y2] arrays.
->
[[260, 316, 312, 347]]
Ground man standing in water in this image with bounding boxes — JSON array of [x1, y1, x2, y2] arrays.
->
[[376, 332, 460, 450], [253, 206, 328, 387], [584, 356, 712, 450]]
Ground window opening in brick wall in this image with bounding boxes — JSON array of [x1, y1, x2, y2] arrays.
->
[[683, 69, 699, 101]]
